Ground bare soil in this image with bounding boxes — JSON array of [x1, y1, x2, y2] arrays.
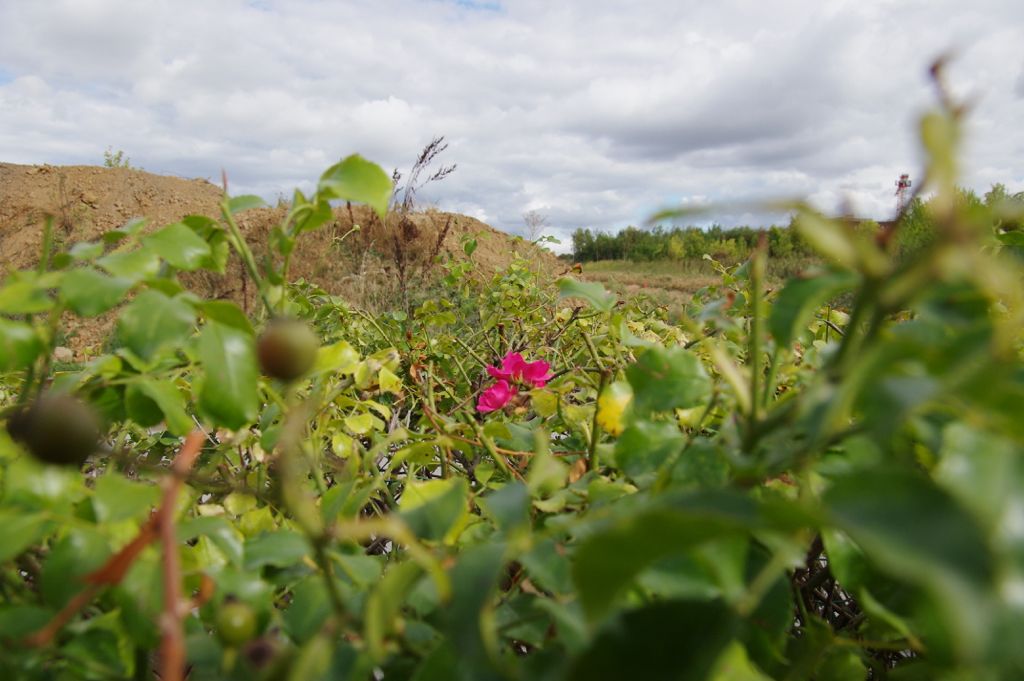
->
[[0, 162, 564, 354]]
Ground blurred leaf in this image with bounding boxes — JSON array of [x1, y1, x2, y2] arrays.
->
[[769, 271, 856, 348], [557, 278, 616, 312], [0, 512, 51, 563], [400, 478, 468, 543], [314, 340, 360, 375], [366, 561, 423, 661], [825, 467, 995, 658], [568, 599, 737, 681], [826, 467, 993, 589], [178, 516, 243, 567], [318, 155, 393, 219], [200, 300, 253, 336], [97, 246, 161, 282], [442, 543, 507, 678], [227, 194, 267, 215], [521, 540, 573, 595], [142, 222, 212, 270], [244, 531, 309, 570], [708, 642, 774, 681], [60, 267, 132, 316], [284, 578, 332, 645], [136, 378, 193, 436], [40, 527, 110, 608], [116, 290, 196, 361], [93, 475, 160, 523], [0, 319, 43, 371], [573, 491, 761, 621], [596, 380, 633, 436], [0, 278, 53, 314], [476, 482, 530, 533], [614, 419, 685, 484], [0, 605, 54, 639], [197, 321, 258, 429], [626, 346, 711, 414]]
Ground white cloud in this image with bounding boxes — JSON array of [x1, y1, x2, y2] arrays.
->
[[1, 0, 1022, 247]]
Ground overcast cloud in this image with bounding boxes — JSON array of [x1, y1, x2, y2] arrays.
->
[[1, 0, 1022, 250]]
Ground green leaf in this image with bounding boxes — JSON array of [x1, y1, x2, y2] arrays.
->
[[792, 212, 858, 268], [293, 198, 334, 235], [125, 380, 165, 427], [68, 240, 105, 261], [284, 578, 332, 645], [0, 319, 43, 371], [40, 527, 110, 608], [318, 154, 393, 219], [477, 482, 530, 533], [182, 215, 229, 273], [227, 194, 268, 214], [60, 267, 133, 316], [442, 543, 508, 677], [626, 346, 712, 414], [244, 531, 309, 570], [200, 300, 254, 335], [399, 478, 468, 543], [141, 222, 212, 270], [135, 379, 192, 436], [769, 271, 857, 348], [825, 467, 995, 658], [197, 321, 258, 429], [0, 605, 55, 639], [93, 475, 160, 523], [520, 540, 573, 595], [557, 277, 616, 312], [614, 419, 685, 483], [314, 340, 360, 375], [568, 599, 737, 681], [826, 467, 993, 590], [0, 512, 51, 563], [178, 516, 243, 566], [573, 491, 760, 621], [0, 278, 53, 314], [116, 290, 196, 360], [97, 246, 161, 282], [366, 561, 424, 661]]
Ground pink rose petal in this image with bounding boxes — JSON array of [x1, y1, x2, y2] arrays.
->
[[476, 379, 516, 413]]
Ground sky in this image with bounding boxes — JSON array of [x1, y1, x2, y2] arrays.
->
[[1, 0, 1022, 251]]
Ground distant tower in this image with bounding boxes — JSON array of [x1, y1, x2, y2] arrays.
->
[[895, 174, 912, 214]]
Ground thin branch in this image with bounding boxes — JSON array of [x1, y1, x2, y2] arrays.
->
[[158, 430, 206, 681]]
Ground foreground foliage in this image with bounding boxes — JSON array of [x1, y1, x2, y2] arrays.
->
[[1, 71, 1023, 680]]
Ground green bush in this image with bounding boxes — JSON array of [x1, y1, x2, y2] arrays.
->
[[0, 76, 1022, 680]]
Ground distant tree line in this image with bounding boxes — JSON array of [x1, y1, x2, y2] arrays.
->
[[570, 223, 811, 263], [569, 184, 1023, 263]]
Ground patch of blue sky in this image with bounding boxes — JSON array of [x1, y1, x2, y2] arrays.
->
[[454, 0, 502, 12], [0, 67, 14, 85]]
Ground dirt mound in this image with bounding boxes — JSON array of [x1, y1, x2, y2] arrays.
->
[[0, 163, 561, 337]]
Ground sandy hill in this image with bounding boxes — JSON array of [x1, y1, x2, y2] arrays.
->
[[0, 162, 562, 353], [0, 161, 561, 301]]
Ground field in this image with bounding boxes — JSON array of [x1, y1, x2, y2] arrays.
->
[[582, 257, 817, 311]]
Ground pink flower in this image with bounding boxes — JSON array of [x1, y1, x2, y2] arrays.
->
[[485, 352, 554, 388], [520, 359, 554, 388], [486, 352, 527, 381], [476, 379, 516, 413]]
